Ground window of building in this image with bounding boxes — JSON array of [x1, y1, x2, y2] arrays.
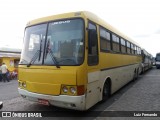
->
[[14, 59, 20, 68]]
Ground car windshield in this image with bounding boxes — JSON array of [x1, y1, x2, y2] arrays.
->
[[19, 19, 84, 66]]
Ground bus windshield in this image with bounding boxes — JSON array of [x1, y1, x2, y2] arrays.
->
[[20, 19, 84, 66]]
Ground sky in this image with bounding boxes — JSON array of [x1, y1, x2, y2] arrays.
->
[[0, 0, 160, 56]]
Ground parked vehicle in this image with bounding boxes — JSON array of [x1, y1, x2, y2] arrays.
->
[[155, 53, 160, 69], [140, 49, 153, 73]]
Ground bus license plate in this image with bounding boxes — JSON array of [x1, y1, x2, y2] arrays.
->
[[38, 99, 49, 106]]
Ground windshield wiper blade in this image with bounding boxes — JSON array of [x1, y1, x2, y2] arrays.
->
[[27, 36, 43, 67], [49, 49, 60, 68], [45, 40, 60, 68], [27, 50, 40, 67], [38, 39, 43, 61]]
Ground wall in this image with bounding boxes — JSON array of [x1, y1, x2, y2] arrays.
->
[[0, 57, 20, 71]]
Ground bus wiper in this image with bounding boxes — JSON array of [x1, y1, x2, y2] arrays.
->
[[27, 38, 43, 67], [45, 40, 60, 68], [49, 50, 60, 68], [27, 50, 40, 67], [38, 39, 43, 61]]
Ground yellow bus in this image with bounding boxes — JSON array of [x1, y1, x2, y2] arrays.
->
[[18, 11, 142, 110]]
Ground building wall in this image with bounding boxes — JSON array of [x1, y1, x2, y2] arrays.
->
[[0, 57, 20, 71]]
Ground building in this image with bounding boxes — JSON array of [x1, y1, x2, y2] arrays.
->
[[0, 47, 21, 72]]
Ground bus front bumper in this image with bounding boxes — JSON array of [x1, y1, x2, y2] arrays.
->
[[18, 88, 86, 110]]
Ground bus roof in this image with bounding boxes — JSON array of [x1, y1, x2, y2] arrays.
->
[[26, 11, 140, 47]]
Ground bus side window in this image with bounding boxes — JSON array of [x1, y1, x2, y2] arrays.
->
[[112, 34, 120, 52], [127, 41, 131, 54], [88, 22, 98, 66], [131, 44, 134, 54], [134, 46, 137, 55], [120, 38, 126, 53], [100, 27, 111, 51]]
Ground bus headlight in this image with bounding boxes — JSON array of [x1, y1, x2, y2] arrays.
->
[[70, 87, 76, 94], [62, 86, 68, 93], [22, 82, 27, 88], [18, 81, 27, 88], [19, 82, 22, 87], [61, 85, 85, 95]]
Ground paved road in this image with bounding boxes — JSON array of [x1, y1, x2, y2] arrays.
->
[[97, 67, 160, 120], [0, 79, 19, 101], [0, 67, 160, 120]]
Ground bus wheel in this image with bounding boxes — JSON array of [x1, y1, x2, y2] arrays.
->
[[136, 69, 139, 80], [133, 70, 136, 81], [102, 81, 110, 102]]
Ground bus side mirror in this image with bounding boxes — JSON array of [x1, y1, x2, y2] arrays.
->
[[88, 29, 97, 54], [155, 58, 157, 61]]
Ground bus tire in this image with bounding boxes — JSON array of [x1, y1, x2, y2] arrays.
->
[[133, 69, 137, 81], [102, 80, 110, 102], [136, 69, 139, 80], [141, 68, 144, 74]]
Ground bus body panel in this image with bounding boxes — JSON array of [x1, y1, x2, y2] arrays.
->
[[86, 71, 101, 109], [18, 66, 77, 95], [99, 52, 141, 93], [100, 64, 139, 94], [18, 88, 86, 110], [99, 53, 142, 69]]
